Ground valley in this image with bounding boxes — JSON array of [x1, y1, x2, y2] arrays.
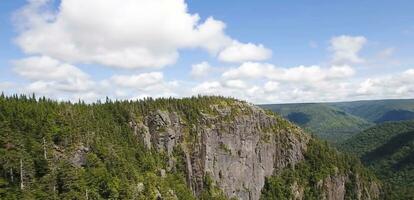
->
[[262, 99, 414, 199]]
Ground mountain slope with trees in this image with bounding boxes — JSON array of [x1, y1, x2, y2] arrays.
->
[[0, 94, 380, 200], [330, 99, 414, 123], [339, 120, 414, 200], [259, 103, 373, 143]]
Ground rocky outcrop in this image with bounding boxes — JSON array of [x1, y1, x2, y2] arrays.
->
[[129, 102, 309, 200], [315, 173, 381, 200], [319, 175, 347, 200], [129, 101, 379, 200]]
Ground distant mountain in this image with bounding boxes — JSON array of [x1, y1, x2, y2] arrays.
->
[[259, 103, 373, 142], [330, 99, 414, 123], [339, 120, 414, 199], [260, 99, 414, 143]]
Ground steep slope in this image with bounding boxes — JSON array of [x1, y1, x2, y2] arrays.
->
[[330, 99, 414, 123], [338, 120, 414, 156], [339, 121, 414, 199], [259, 103, 373, 143], [0, 95, 380, 200]]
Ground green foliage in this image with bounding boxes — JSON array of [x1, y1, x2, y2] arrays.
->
[[261, 139, 377, 200], [330, 98, 414, 122], [1, 94, 239, 199], [200, 174, 227, 200], [339, 120, 414, 156], [339, 120, 414, 199], [0, 94, 384, 199], [260, 103, 373, 143]]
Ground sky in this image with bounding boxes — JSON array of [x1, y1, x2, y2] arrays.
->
[[1, 0, 414, 104]]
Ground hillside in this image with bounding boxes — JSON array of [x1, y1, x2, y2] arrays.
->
[[259, 103, 373, 143], [0, 94, 380, 200], [330, 99, 414, 123], [339, 121, 414, 199]]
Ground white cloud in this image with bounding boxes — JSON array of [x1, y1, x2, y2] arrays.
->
[[8, 2, 413, 104], [218, 41, 272, 63], [222, 62, 354, 83], [109, 72, 164, 89], [106, 72, 181, 99], [222, 62, 275, 79], [357, 69, 414, 98], [213, 62, 360, 103], [13, 56, 89, 81], [330, 35, 367, 64], [191, 81, 222, 95], [191, 62, 212, 78], [13, 56, 95, 92], [14, 0, 270, 69], [223, 79, 248, 89], [14, 0, 232, 69], [11, 56, 100, 101], [264, 81, 279, 92]]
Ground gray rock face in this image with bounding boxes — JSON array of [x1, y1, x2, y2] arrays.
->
[[200, 107, 308, 200], [132, 103, 309, 200], [130, 102, 379, 200], [320, 175, 347, 200], [70, 144, 90, 167], [316, 173, 381, 200]]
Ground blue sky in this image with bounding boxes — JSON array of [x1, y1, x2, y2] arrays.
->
[[1, 0, 414, 103]]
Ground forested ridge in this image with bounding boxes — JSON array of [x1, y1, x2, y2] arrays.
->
[[0, 93, 234, 199], [0, 94, 380, 199], [339, 121, 414, 199], [259, 103, 373, 143]]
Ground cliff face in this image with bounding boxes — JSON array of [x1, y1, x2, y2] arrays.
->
[[0, 96, 380, 200], [130, 101, 380, 200]]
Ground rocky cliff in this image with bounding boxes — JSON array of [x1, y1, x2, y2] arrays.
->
[[0, 95, 380, 200], [129, 100, 380, 200]]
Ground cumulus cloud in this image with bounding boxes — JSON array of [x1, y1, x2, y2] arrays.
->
[[222, 62, 355, 83], [223, 79, 248, 89], [14, 0, 269, 69], [222, 62, 275, 79], [14, 0, 229, 69], [106, 72, 181, 99], [191, 62, 212, 78], [191, 80, 260, 101], [13, 56, 89, 82], [8, 2, 413, 104], [13, 56, 95, 93], [198, 62, 360, 103], [330, 35, 367, 64], [357, 69, 414, 98], [109, 72, 164, 89], [264, 81, 279, 92], [218, 41, 272, 63]]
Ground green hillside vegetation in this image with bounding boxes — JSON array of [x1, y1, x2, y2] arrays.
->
[[259, 103, 373, 143], [338, 120, 414, 156], [330, 99, 414, 123], [339, 120, 414, 199], [261, 139, 377, 200], [0, 94, 233, 200], [0, 94, 381, 199]]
